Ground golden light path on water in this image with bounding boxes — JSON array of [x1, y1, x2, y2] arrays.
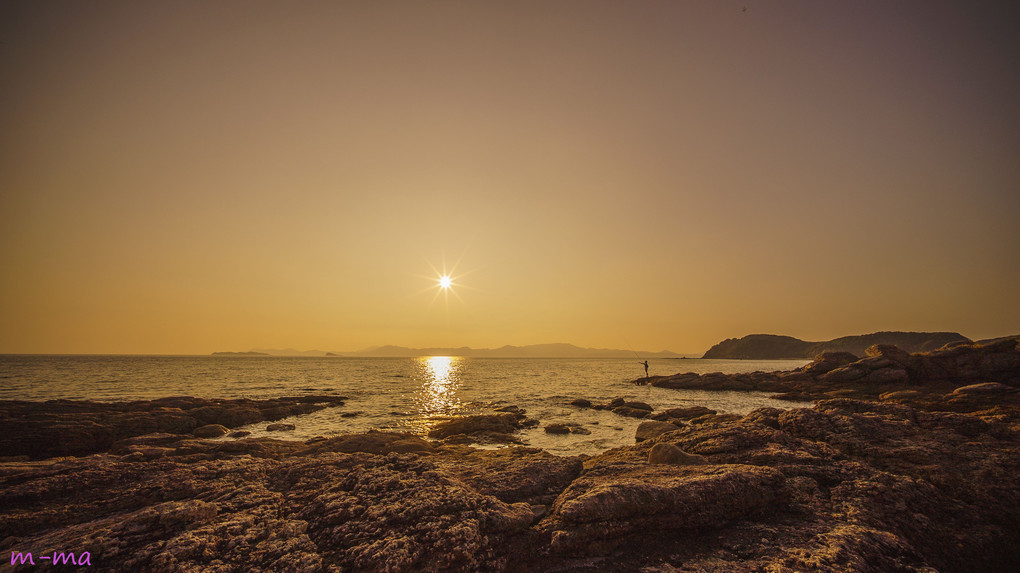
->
[[405, 356, 464, 434]]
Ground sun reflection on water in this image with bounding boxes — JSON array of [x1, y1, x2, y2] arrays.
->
[[403, 356, 463, 434]]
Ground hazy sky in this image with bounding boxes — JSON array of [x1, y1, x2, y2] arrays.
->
[[1, 1, 1018, 354]]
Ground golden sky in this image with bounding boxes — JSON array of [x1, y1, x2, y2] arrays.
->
[[1, 1, 1018, 355]]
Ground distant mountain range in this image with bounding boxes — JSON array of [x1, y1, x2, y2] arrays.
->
[[214, 332, 979, 359], [701, 331, 970, 359], [214, 343, 685, 358]]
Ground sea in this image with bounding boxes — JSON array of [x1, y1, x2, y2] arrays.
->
[[0, 355, 811, 456]]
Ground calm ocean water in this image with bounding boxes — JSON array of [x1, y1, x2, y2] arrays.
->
[[0, 355, 810, 456]]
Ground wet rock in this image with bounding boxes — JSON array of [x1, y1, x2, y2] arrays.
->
[[545, 423, 590, 435], [428, 412, 536, 444], [569, 398, 592, 408], [651, 406, 716, 421], [0, 395, 346, 459], [611, 406, 652, 419], [265, 423, 296, 431], [545, 423, 572, 435], [635, 421, 681, 442], [192, 424, 229, 438]]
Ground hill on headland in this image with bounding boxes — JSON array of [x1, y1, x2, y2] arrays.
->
[[701, 331, 970, 359]]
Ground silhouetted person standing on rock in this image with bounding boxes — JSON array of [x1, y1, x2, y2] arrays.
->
[[641, 360, 649, 378]]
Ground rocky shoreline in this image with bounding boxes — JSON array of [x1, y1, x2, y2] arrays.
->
[[2, 338, 1019, 571]]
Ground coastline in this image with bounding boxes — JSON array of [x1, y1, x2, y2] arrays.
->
[[2, 338, 1018, 571]]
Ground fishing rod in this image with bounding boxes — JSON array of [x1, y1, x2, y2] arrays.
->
[[622, 336, 642, 360], [622, 337, 651, 379]]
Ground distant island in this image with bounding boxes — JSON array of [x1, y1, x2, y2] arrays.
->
[[215, 343, 684, 358], [701, 331, 969, 359]]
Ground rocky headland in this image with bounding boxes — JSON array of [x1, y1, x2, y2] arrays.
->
[[702, 331, 970, 359], [2, 338, 1019, 571], [643, 336, 1020, 403]]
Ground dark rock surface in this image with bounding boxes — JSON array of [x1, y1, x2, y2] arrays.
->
[[0, 395, 346, 459]]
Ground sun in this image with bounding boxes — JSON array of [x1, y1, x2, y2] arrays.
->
[[416, 255, 474, 314]]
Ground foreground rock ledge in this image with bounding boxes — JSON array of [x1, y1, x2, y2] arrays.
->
[[2, 400, 1020, 570]]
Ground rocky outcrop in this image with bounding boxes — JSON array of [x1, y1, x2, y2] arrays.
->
[[589, 397, 656, 419], [642, 338, 1020, 402], [427, 411, 538, 444], [542, 462, 783, 555], [0, 395, 346, 459]]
